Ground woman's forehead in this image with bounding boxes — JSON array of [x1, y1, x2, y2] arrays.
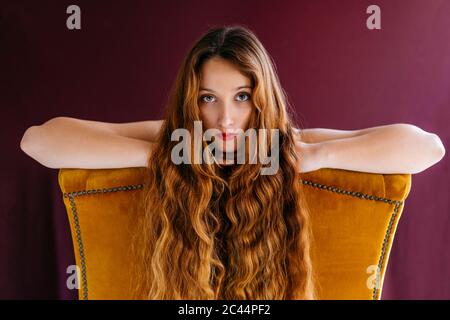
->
[[199, 58, 252, 90]]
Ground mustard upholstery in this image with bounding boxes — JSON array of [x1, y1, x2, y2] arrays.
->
[[58, 167, 412, 300]]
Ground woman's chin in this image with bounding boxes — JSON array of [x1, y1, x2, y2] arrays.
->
[[216, 141, 236, 153], [213, 137, 246, 164], [214, 147, 237, 164], [218, 159, 235, 166]]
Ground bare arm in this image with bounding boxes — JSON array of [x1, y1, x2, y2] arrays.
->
[[297, 124, 405, 143], [296, 123, 446, 174], [20, 117, 154, 169], [35, 117, 164, 142]]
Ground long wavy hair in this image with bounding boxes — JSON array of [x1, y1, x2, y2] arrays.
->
[[130, 25, 317, 300]]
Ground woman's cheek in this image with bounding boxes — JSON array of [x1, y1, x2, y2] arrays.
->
[[199, 107, 211, 127], [242, 103, 254, 125]]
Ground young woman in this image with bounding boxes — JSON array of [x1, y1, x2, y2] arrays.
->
[[20, 25, 445, 300]]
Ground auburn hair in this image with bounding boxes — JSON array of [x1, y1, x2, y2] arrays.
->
[[130, 25, 317, 300]]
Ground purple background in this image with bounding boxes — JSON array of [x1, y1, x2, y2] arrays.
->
[[1, 0, 449, 299]]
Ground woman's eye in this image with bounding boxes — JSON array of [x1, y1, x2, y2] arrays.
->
[[200, 95, 215, 103], [236, 92, 251, 102]]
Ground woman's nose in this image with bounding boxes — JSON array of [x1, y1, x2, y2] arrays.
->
[[217, 103, 235, 128]]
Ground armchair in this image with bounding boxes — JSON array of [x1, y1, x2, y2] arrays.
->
[[58, 167, 411, 300]]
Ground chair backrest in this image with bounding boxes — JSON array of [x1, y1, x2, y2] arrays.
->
[[58, 167, 411, 300]]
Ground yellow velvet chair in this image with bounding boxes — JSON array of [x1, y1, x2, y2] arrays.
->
[[58, 167, 412, 300]]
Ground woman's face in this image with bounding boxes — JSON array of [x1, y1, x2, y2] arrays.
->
[[198, 56, 254, 160]]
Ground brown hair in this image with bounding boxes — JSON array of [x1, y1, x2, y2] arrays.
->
[[130, 24, 316, 299]]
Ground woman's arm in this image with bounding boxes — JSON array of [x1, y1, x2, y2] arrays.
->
[[35, 117, 164, 142], [297, 124, 406, 143], [296, 123, 446, 174], [20, 117, 154, 169]]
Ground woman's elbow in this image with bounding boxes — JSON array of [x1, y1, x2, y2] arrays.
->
[[404, 131, 445, 174], [415, 133, 446, 174], [20, 126, 40, 155], [20, 118, 64, 157], [20, 125, 55, 168], [429, 133, 446, 162]]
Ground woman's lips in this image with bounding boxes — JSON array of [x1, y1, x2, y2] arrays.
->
[[220, 133, 237, 141]]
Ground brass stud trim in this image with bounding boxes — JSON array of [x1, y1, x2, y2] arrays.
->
[[299, 178, 404, 300], [64, 183, 145, 300]]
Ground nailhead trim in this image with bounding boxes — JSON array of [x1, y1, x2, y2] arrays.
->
[[64, 183, 145, 300], [372, 201, 402, 300], [299, 178, 404, 300]]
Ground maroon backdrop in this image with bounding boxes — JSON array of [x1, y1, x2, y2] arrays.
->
[[1, 0, 449, 299]]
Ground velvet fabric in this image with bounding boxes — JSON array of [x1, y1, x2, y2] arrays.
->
[[58, 167, 411, 300]]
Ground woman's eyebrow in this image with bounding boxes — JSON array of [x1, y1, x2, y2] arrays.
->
[[199, 85, 253, 93]]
